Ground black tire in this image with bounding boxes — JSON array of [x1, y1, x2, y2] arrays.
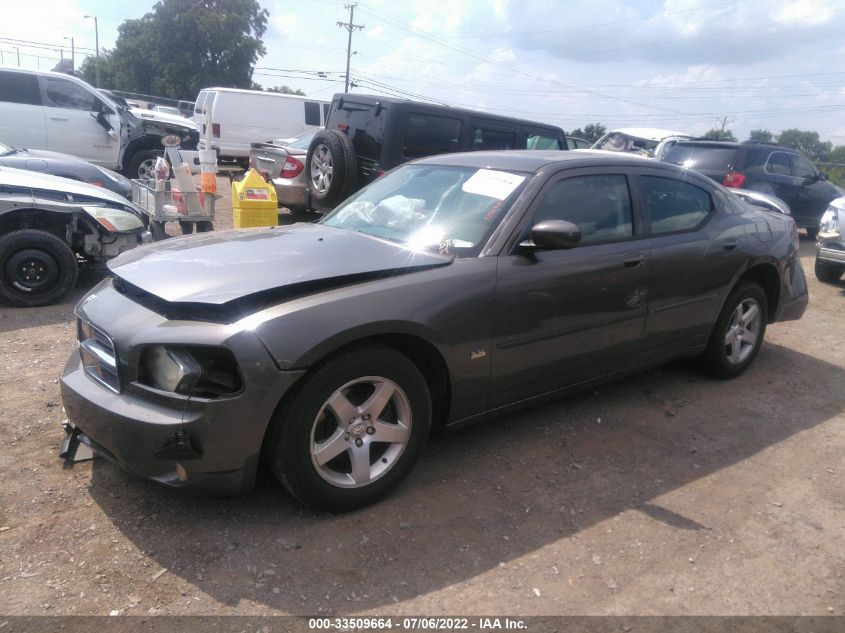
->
[[125, 149, 163, 181], [0, 229, 78, 307], [266, 345, 431, 512], [305, 129, 358, 206], [195, 221, 214, 232], [700, 281, 768, 379], [150, 221, 168, 241], [815, 258, 843, 283], [805, 226, 819, 241]]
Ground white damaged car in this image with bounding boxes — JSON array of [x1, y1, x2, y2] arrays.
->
[[0, 166, 150, 306]]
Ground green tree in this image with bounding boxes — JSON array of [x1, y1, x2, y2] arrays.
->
[[703, 128, 737, 141], [775, 129, 832, 162], [81, 0, 268, 100], [253, 84, 306, 96], [827, 145, 845, 164], [569, 123, 606, 144], [748, 129, 773, 143]]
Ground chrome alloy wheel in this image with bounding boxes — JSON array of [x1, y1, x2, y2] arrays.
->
[[309, 144, 333, 194], [310, 376, 412, 488], [137, 157, 157, 181], [724, 297, 761, 365]]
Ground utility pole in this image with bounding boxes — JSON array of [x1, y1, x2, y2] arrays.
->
[[337, 3, 364, 93], [64, 37, 75, 72], [84, 15, 99, 87]]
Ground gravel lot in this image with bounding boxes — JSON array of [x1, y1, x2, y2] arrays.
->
[[0, 179, 843, 616]]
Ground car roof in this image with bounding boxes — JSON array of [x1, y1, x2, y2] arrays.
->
[[609, 127, 693, 141], [411, 149, 684, 173]]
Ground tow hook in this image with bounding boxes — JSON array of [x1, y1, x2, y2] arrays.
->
[[154, 430, 203, 460], [59, 421, 97, 465]]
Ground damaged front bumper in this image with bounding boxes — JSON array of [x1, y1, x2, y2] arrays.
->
[[59, 280, 305, 495]]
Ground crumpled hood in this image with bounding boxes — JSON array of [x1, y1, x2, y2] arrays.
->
[[108, 223, 452, 305], [0, 165, 136, 207]]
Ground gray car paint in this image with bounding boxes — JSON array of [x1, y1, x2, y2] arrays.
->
[[60, 150, 808, 494]]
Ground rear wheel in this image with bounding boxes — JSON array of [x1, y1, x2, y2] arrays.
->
[[700, 281, 768, 379], [815, 258, 844, 283], [266, 345, 431, 512], [0, 229, 78, 306]]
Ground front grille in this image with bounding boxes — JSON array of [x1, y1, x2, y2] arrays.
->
[[77, 317, 120, 393]]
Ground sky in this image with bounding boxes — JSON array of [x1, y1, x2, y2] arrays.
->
[[2, 0, 845, 146]]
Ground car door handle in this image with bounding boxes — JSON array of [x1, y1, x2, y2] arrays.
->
[[623, 254, 645, 269], [723, 239, 739, 251], [50, 116, 69, 121]]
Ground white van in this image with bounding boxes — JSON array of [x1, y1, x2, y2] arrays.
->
[[0, 67, 199, 179], [194, 88, 329, 162]]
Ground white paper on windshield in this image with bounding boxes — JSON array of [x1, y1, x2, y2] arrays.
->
[[461, 169, 526, 200]]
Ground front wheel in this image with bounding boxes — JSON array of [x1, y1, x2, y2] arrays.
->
[[0, 229, 78, 306], [266, 345, 431, 512], [815, 258, 844, 283], [700, 281, 768, 379], [125, 149, 163, 181]]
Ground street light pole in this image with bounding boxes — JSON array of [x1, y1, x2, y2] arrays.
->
[[84, 15, 99, 87]]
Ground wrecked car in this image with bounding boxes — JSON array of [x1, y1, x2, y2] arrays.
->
[[60, 150, 807, 511], [0, 166, 149, 306]]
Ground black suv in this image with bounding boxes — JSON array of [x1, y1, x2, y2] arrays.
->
[[303, 94, 568, 209], [658, 140, 841, 238]]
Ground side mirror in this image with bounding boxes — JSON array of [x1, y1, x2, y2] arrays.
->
[[520, 219, 581, 250]]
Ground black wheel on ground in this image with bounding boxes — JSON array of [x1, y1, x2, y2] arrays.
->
[[179, 221, 194, 235], [150, 221, 168, 241], [805, 226, 819, 241], [0, 229, 78, 307], [266, 344, 431, 512], [304, 129, 357, 206], [814, 258, 843, 283], [699, 280, 768, 379], [195, 221, 214, 232], [125, 149, 164, 181]]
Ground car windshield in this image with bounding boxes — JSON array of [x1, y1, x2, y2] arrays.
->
[[596, 132, 659, 155], [322, 164, 529, 257], [287, 131, 316, 150]]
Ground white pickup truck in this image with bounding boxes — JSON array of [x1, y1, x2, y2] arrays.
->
[[0, 68, 199, 179]]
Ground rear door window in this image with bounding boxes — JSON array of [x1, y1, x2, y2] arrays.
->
[[765, 152, 791, 176], [0, 71, 41, 106], [641, 176, 713, 234], [39, 76, 98, 111], [304, 101, 321, 126], [472, 123, 517, 150], [403, 113, 462, 158], [525, 127, 564, 150], [194, 91, 207, 114]]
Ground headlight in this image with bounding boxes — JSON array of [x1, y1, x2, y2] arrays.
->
[[819, 208, 839, 233], [138, 346, 242, 397], [83, 206, 145, 232]]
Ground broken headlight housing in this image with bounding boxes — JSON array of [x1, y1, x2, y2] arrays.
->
[[138, 346, 242, 398], [819, 207, 840, 234]]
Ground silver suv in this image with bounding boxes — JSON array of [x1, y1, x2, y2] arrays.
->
[[815, 196, 845, 283]]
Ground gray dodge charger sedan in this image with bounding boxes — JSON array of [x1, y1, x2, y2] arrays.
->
[[60, 151, 808, 511]]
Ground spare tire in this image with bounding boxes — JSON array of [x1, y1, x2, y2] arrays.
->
[[305, 129, 358, 206]]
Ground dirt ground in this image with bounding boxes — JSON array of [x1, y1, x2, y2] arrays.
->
[[0, 177, 843, 617]]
